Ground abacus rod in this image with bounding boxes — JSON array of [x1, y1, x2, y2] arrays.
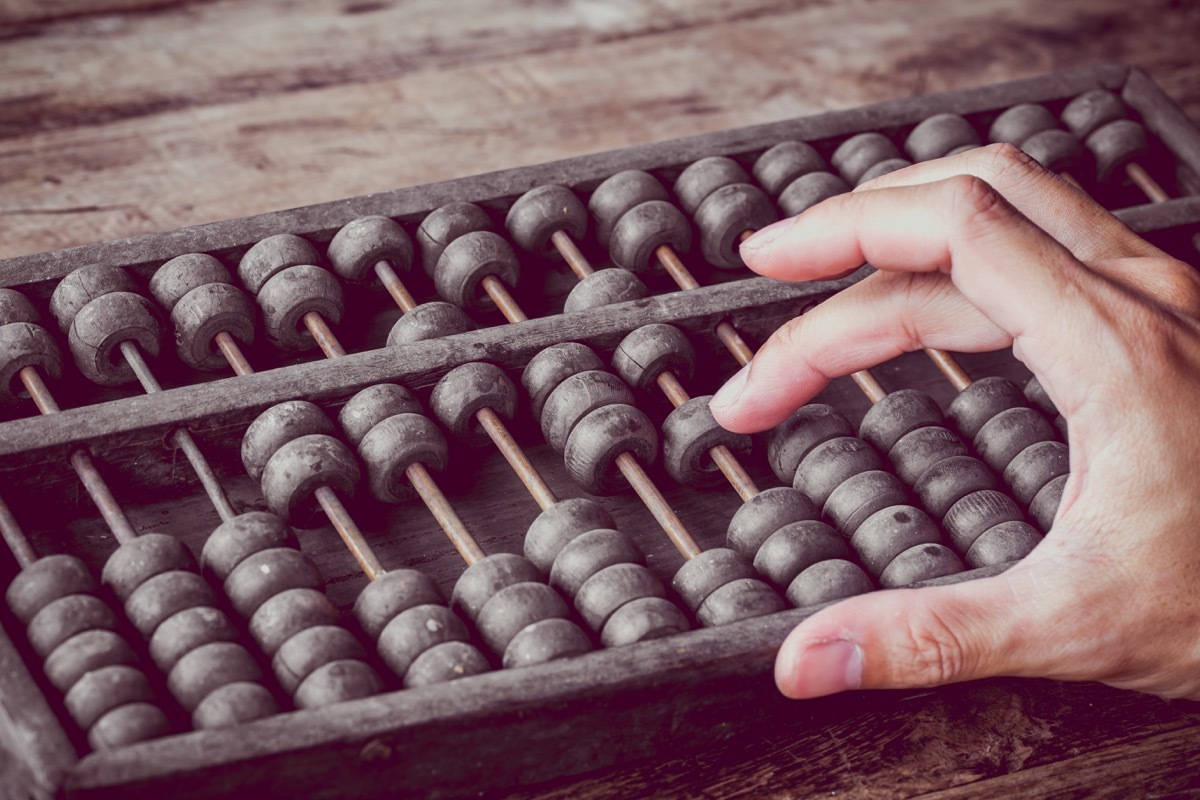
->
[[655, 371, 691, 408], [655, 244, 756, 365], [303, 312, 348, 358], [851, 370, 888, 404], [215, 331, 254, 377], [1125, 162, 1170, 204], [925, 349, 973, 392], [0, 494, 37, 569], [715, 322, 754, 367], [405, 463, 486, 566], [313, 486, 387, 580], [614, 452, 702, 560], [19, 366, 139, 545], [118, 341, 238, 523], [374, 260, 418, 313], [481, 276, 529, 323], [653, 245, 701, 291], [550, 230, 594, 280], [475, 407, 558, 511]]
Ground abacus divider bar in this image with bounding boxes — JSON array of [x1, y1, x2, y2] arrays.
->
[[1126, 162, 1171, 204], [851, 370, 888, 404], [119, 341, 238, 523], [215, 331, 254, 377], [0, 494, 37, 569], [303, 312, 348, 358], [374, 260, 418, 313], [481, 276, 529, 324], [614, 452, 702, 560], [654, 244, 754, 365], [19, 366, 139, 545], [475, 407, 558, 511], [550, 230, 594, 280], [405, 463, 486, 566], [925, 349, 973, 392], [313, 485, 387, 581]]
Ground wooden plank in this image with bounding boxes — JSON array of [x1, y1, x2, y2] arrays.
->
[[1124, 67, 1200, 196]]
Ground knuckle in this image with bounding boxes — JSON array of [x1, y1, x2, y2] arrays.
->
[[899, 604, 971, 686], [947, 174, 1005, 229], [978, 142, 1043, 186]]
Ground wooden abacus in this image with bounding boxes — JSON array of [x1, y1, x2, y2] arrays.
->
[[2, 64, 1199, 800]]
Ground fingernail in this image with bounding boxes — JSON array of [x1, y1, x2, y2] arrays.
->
[[710, 364, 750, 411], [740, 217, 793, 252], [778, 639, 863, 699]]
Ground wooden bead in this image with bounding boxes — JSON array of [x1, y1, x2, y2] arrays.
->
[[49, 265, 135, 333], [376, 604, 470, 679], [43, 629, 137, 693], [257, 264, 344, 351], [224, 547, 323, 619], [850, 506, 941, 577], [599, 595, 689, 647], [88, 703, 169, 751], [0, 288, 39, 326], [430, 361, 517, 445], [752, 141, 826, 197], [913, 455, 996, 520], [1030, 473, 1067, 533], [65, 664, 154, 730], [358, 413, 448, 504], [563, 403, 658, 495], [1023, 375, 1059, 418], [768, 403, 854, 485], [831, 132, 902, 186], [293, 659, 382, 710], [662, 395, 752, 488], [793, 436, 881, 508], [778, 172, 850, 217], [859, 389, 944, 453], [451, 553, 542, 621], [148, 605, 237, 673], [416, 202, 494, 278], [387, 301, 472, 346], [753, 520, 849, 589], [612, 323, 695, 391], [249, 587, 339, 657], [123, 570, 216, 638], [1020, 129, 1087, 175], [726, 487, 820, 560], [905, 114, 981, 162], [943, 489, 1022, 553], [988, 103, 1057, 145], [505, 185, 588, 256], [1004, 440, 1069, 507], [1086, 119, 1148, 182], [149, 253, 233, 311], [242, 400, 335, 481], [434, 230, 520, 311], [68, 291, 161, 386], [170, 282, 256, 370], [475, 582, 569, 655], [327, 216, 414, 282], [947, 376, 1026, 440], [167, 640, 263, 712], [191, 682, 279, 729], [695, 577, 784, 627], [261, 434, 360, 525], [694, 183, 778, 269], [0, 323, 62, 405], [670, 547, 756, 612], [27, 594, 117, 659], [973, 407, 1055, 473], [887, 425, 968, 485], [674, 156, 750, 215], [858, 158, 912, 184], [609, 200, 692, 273], [201, 511, 298, 582], [339, 383, 422, 448], [238, 233, 320, 295], [562, 268, 648, 313], [540, 369, 633, 453], [574, 562, 663, 632], [522, 342, 605, 423], [548, 527, 644, 597], [823, 469, 909, 536], [965, 521, 1041, 568], [6, 554, 94, 625], [503, 617, 592, 669], [273, 624, 367, 695], [102, 533, 196, 603], [786, 560, 873, 608], [588, 170, 669, 247], [524, 497, 616, 574], [1061, 89, 1127, 139], [403, 641, 491, 688], [353, 568, 443, 640], [879, 543, 964, 588]]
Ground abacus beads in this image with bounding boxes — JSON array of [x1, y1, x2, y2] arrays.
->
[[149, 253, 256, 371]]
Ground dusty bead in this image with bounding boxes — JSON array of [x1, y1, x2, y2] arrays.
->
[[1086, 119, 1148, 182], [238, 234, 321, 295], [68, 292, 161, 386], [191, 682, 279, 729], [753, 141, 827, 197], [166, 640, 263, 712], [88, 703, 170, 751], [502, 618, 593, 669], [831, 132, 902, 185], [849, 505, 941, 577], [375, 604, 471, 679], [905, 113, 981, 162], [857, 158, 912, 184], [170, 282, 256, 370], [49, 265, 137, 333], [273, 624, 367, 695], [600, 595, 690, 647], [562, 268, 649, 313], [1004, 440, 1070, 507], [416, 202, 494, 278], [1061, 89, 1127, 139], [943, 489, 1023, 553], [339, 383, 422, 448], [26, 594, 117, 660], [913, 455, 997, 520], [223, 547, 324, 618], [521, 342, 605, 421], [102, 533, 196, 602], [973, 407, 1056, 473], [988, 103, 1058, 145], [573, 562, 663, 631], [694, 183, 778, 269], [878, 543, 964, 588], [965, 521, 1041, 568], [201, 511, 298, 581], [588, 170, 669, 247], [671, 547, 756, 612], [387, 301, 472, 346], [0, 323, 62, 405], [326, 215, 414, 282], [257, 264, 344, 351], [786, 560, 874, 608], [249, 587, 340, 657], [859, 389, 944, 453], [726, 487, 820, 559], [662, 395, 752, 488], [768, 403, 855, 485], [43, 629, 137, 693], [695, 578, 784, 627], [887, 426, 968, 485], [612, 323, 695, 391], [793, 436, 881, 508], [563, 403, 658, 495], [293, 659, 383, 710], [548, 527, 644, 597], [524, 497, 616, 574], [122, 571, 216, 638], [540, 369, 634, 453], [609, 200, 692, 273], [674, 156, 751, 215], [431, 362, 517, 445], [1021, 129, 1088, 175], [353, 568, 444, 640], [241, 400, 335, 482], [0, 288, 39, 326], [505, 184, 588, 256], [65, 665, 155, 730], [260, 434, 360, 526], [947, 376, 1027, 440], [823, 469, 909, 536], [358, 413, 448, 504], [777, 172, 850, 217], [6, 554, 94, 625], [148, 605, 238, 673], [451, 553, 543, 621], [752, 519, 849, 589], [1030, 473, 1067, 533], [404, 641, 492, 688], [474, 581, 569, 655], [1023, 376, 1059, 419], [149, 253, 233, 311], [434, 231, 520, 311]]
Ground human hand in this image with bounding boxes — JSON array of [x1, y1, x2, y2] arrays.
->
[[709, 143, 1200, 700]]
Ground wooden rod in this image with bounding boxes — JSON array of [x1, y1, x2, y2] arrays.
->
[[476, 407, 557, 511], [851, 370, 888, 404], [374, 260, 418, 313], [406, 463, 486, 566], [615, 452, 702, 560], [654, 245, 701, 291], [303, 312, 348, 358], [655, 370, 691, 408], [715, 321, 754, 367], [1125, 162, 1170, 204], [0, 494, 37, 569], [481, 276, 528, 323], [215, 331, 254, 377], [551, 230, 594, 280], [656, 244, 753, 365], [708, 445, 759, 503], [314, 485, 386, 581], [925, 348, 973, 392]]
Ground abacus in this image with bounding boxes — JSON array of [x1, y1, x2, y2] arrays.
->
[[2, 64, 1198, 800]]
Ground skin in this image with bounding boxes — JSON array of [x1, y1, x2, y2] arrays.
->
[[709, 143, 1200, 701]]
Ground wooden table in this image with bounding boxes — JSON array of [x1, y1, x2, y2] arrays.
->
[[3, 2, 1200, 798]]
